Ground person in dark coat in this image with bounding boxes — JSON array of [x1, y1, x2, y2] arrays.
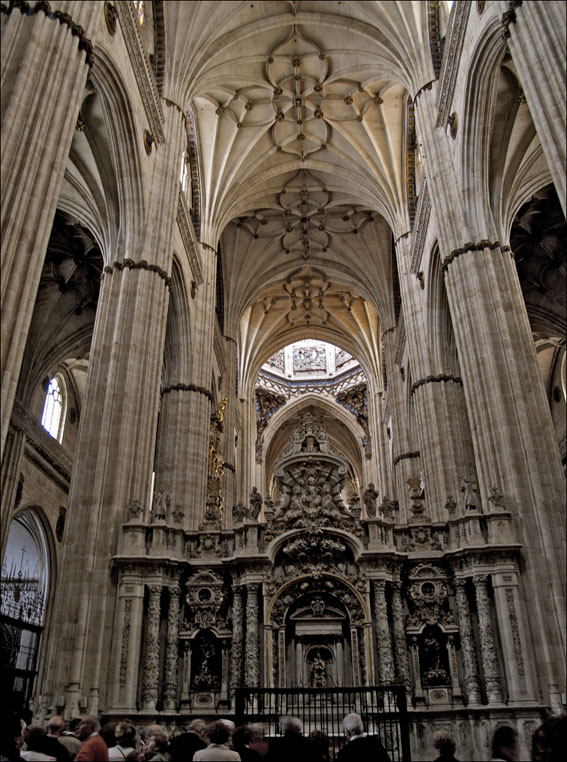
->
[[265, 717, 310, 762], [231, 727, 261, 762], [167, 719, 207, 762], [335, 713, 391, 762]]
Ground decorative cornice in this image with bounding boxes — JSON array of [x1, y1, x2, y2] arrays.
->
[[115, 0, 164, 142], [393, 450, 420, 466], [410, 179, 431, 274], [436, 0, 471, 128], [442, 241, 512, 273], [177, 191, 204, 285], [11, 398, 72, 483], [161, 383, 213, 402], [103, 258, 171, 285], [411, 374, 463, 394], [1, 0, 94, 66], [427, 0, 444, 80]]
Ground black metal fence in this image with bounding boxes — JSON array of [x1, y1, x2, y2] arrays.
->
[[235, 685, 411, 761]]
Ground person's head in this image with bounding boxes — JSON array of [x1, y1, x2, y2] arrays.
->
[[188, 719, 207, 740], [281, 716, 303, 736], [68, 718, 82, 735], [77, 715, 99, 741], [99, 721, 118, 748], [309, 729, 330, 757], [22, 724, 48, 751], [232, 726, 252, 749], [146, 730, 168, 753], [142, 724, 163, 742], [343, 713, 364, 741], [531, 714, 567, 762], [115, 720, 137, 748], [433, 730, 456, 758], [492, 726, 517, 762], [206, 720, 231, 745], [47, 715, 66, 737]]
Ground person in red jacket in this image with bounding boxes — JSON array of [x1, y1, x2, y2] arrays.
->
[[75, 716, 108, 762]]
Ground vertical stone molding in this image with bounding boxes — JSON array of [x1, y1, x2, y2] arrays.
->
[[244, 583, 260, 687], [372, 580, 395, 683], [473, 574, 503, 703], [454, 579, 482, 704], [1, 2, 97, 456], [231, 586, 244, 691], [141, 584, 162, 710], [391, 582, 411, 693], [162, 586, 180, 709], [492, 575, 532, 701]]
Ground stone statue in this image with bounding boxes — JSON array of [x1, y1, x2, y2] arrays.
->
[[444, 495, 457, 516], [460, 477, 477, 511], [488, 485, 504, 509], [379, 496, 396, 519], [249, 487, 262, 520], [363, 483, 379, 517], [152, 487, 169, 521], [311, 651, 327, 687], [232, 503, 248, 523], [172, 504, 184, 523]]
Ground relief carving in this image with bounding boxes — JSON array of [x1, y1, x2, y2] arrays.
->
[[185, 570, 226, 631]]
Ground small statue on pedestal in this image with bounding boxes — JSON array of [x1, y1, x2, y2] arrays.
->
[[362, 483, 379, 518], [460, 477, 478, 511], [249, 487, 262, 521], [232, 503, 248, 523]]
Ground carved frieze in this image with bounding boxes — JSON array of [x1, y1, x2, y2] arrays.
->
[[406, 564, 454, 629], [185, 570, 226, 631]]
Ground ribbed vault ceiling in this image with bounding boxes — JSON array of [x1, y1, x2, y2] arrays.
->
[[164, 1, 440, 380]]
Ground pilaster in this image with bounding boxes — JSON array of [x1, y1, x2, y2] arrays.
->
[[473, 574, 503, 704]]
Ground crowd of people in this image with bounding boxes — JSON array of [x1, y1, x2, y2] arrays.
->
[[1, 710, 565, 761]]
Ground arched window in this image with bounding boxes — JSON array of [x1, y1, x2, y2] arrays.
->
[[180, 152, 188, 193], [1, 510, 50, 713], [41, 375, 66, 443]]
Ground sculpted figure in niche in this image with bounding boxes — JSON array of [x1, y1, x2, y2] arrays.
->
[[311, 651, 327, 687], [249, 487, 262, 520], [460, 477, 477, 511], [363, 483, 379, 517], [302, 435, 320, 452], [153, 487, 169, 521]]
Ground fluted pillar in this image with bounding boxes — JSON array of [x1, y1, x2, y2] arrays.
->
[[473, 574, 503, 703], [41, 104, 186, 715], [496, 0, 566, 211], [162, 586, 181, 709], [231, 586, 244, 692], [1, 2, 98, 457], [390, 582, 411, 694], [141, 584, 162, 711], [415, 80, 566, 705], [454, 579, 482, 704], [372, 580, 395, 683], [244, 583, 261, 687], [109, 569, 145, 713]]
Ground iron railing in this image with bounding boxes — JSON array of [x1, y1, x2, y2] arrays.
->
[[235, 685, 411, 761]]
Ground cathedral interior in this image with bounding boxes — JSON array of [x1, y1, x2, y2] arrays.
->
[[1, 1, 565, 760]]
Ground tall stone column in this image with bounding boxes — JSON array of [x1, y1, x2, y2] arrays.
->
[[221, 336, 239, 520], [372, 580, 395, 683], [109, 568, 145, 713], [231, 586, 244, 692], [382, 329, 420, 522], [496, 0, 566, 211], [491, 572, 534, 702], [453, 579, 482, 704], [244, 583, 261, 687], [473, 575, 502, 703], [391, 582, 411, 694], [1, 1, 97, 457], [415, 82, 566, 706], [162, 586, 181, 710], [41, 104, 186, 715], [141, 584, 162, 711]]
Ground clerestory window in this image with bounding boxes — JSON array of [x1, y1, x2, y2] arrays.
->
[[41, 375, 66, 443]]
